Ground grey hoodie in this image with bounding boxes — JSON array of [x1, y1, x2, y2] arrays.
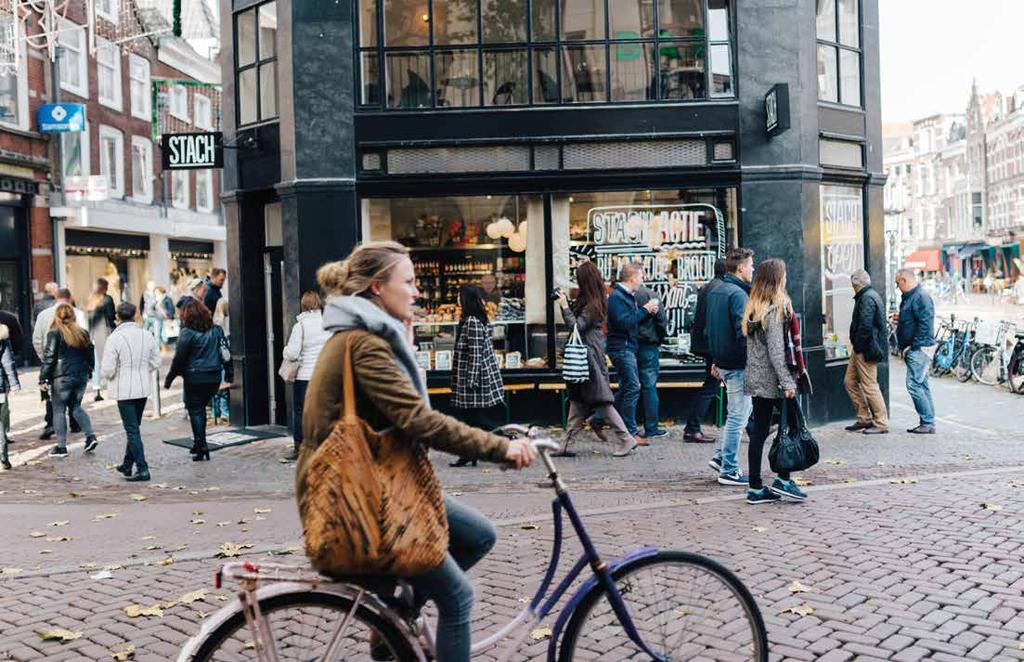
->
[[320, 296, 429, 407]]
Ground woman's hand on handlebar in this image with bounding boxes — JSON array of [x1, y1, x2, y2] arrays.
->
[[504, 438, 538, 470]]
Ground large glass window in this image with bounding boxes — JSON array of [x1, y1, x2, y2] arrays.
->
[[58, 19, 88, 98], [130, 136, 152, 203], [234, 1, 278, 126], [99, 125, 125, 198], [816, 0, 860, 106], [820, 185, 864, 361], [361, 0, 733, 109], [128, 54, 151, 120], [0, 16, 26, 130]]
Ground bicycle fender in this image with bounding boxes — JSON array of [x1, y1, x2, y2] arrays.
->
[[545, 546, 659, 661]]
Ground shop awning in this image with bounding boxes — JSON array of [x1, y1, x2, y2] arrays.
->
[[903, 248, 942, 272], [956, 243, 988, 258]]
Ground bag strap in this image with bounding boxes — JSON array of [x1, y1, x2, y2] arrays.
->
[[791, 397, 807, 430], [341, 335, 357, 424], [778, 400, 789, 436], [569, 324, 582, 346]]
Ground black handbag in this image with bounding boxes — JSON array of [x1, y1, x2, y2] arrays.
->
[[768, 399, 819, 473]]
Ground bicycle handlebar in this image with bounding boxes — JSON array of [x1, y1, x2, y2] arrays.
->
[[491, 424, 560, 453]]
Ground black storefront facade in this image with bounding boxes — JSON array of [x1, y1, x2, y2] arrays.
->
[[218, 0, 885, 428]]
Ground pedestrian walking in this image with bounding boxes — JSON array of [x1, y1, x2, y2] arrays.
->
[[102, 302, 161, 482], [33, 289, 88, 441], [40, 304, 98, 458], [298, 243, 535, 662], [705, 248, 755, 486], [741, 259, 808, 504], [606, 262, 659, 439], [211, 297, 232, 426], [682, 258, 727, 443], [203, 268, 226, 312], [280, 291, 329, 462], [155, 286, 175, 350], [450, 285, 505, 467], [556, 261, 638, 457], [895, 268, 936, 434], [0, 307, 24, 361], [635, 284, 668, 438], [844, 269, 890, 435], [164, 299, 233, 461], [176, 277, 208, 310], [0, 321, 20, 470], [87, 278, 116, 402]]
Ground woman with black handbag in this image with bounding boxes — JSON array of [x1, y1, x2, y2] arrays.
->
[[742, 258, 808, 504]]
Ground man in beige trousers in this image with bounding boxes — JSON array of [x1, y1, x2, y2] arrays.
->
[[844, 269, 890, 434]]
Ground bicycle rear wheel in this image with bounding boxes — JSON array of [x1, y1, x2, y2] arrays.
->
[[971, 346, 1001, 385], [557, 550, 768, 662], [190, 591, 418, 662], [953, 344, 975, 382], [1008, 351, 1024, 394]]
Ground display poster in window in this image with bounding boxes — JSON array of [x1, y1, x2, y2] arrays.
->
[[572, 204, 726, 365], [820, 185, 864, 361]]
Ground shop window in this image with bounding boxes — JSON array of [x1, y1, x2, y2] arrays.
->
[[0, 17, 27, 130], [235, 1, 278, 126], [820, 185, 864, 361], [196, 170, 214, 213], [129, 54, 151, 120], [816, 0, 861, 107], [130, 136, 153, 203], [362, 195, 547, 372], [483, 49, 528, 105], [97, 37, 122, 110], [58, 19, 88, 98], [610, 42, 655, 102], [99, 125, 125, 199], [482, 0, 527, 42], [435, 49, 480, 107], [563, 188, 738, 367], [562, 44, 606, 103], [172, 170, 190, 209]]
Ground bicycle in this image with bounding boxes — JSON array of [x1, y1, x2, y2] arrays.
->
[[932, 317, 978, 382], [177, 425, 769, 661], [970, 322, 1022, 388]]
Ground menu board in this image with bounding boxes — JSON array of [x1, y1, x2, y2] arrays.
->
[[820, 185, 865, 361]]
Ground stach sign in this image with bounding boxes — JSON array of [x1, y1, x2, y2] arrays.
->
[[161, 132, 223, 170]]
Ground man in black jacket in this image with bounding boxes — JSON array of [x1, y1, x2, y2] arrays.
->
[[844, 269, 890, 434], [203, 268, 226, 312], [635, 285, 668, 438], [681, 258, 726, 443]]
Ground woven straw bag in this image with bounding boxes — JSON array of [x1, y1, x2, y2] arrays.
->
[[298, 337, 449, 577]]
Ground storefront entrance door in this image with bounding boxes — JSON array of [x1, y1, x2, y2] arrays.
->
[[0, 261, 16, 314], [263, 248, 287, 426]]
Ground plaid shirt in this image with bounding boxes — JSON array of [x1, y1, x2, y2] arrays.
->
[[451, 317, 504, 409]]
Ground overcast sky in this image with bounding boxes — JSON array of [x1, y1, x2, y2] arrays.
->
[[879, 0, 1024, 123]]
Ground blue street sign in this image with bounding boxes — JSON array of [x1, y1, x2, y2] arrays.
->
[[38, 103, 86, 133]]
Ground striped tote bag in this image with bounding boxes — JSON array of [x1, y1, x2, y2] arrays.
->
[[562, 325, 590, 383]]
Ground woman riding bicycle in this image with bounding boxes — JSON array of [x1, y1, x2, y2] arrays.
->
[[295, 241, 536, 662]]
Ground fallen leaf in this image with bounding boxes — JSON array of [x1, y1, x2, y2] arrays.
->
[[237, 518, 250, 525], [149, 483, 169, 489], [79, 563, 97, 570], [752, 526, 767, 533], [140, 536, 156, 541], [158, 558, 175, 566], [0, 567, 23, 576], [254, 516, 266, 521], [1009, 480, 1024, 488], [962, 455, 974, 461], [91, 570, 114, 580], [824, 459, 845, 465], [982, 503, 1004, 512], [788, 581, 811, 594], [104, 564, 123, 571], [29, 531, 46, 538], [216, 542, 254, 558], [145, 545, 161, 551], [188, 491, 199, 496], [530, 627, 552, 640], [45, 536, 71, 543], [843, 477, 857, 484], [270, 546, 302, 556], [49, 520, 70, 527], [123, 604, 164, 618], [179, 589, 208, 604], [793, 478, 812, 487], [278, 458, 292, 464], [449, 491, 464, 497], [215, 595, 229, 602], [172, 544, 188, 552], [875, 461, 886, 466], [254, 508, 272, 514], [68, 492, 82, 498], [190, 518, 206, 525], [205, 486, 221, 492], [110, 643, 136, 660], [192, 510, 204, 516], [520, 524, 540, 531], [23, 489, 38, 494], [39, 549, 53, 555], [38, 627, 82, 642], [130, 494, 148, 502], [216, 521, 232, 527], [889, 478, 918, 485], [93, 513, 119, 521], [780, 604, 815, 616], [105, 464, 119, 470]]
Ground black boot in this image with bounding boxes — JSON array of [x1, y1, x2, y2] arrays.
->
[[39, 427, 54, 440], [126, 470, 151, 482], [192, 442, 210, 461]]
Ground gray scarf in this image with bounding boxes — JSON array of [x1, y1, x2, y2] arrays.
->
[[321, 295, 429, 407]]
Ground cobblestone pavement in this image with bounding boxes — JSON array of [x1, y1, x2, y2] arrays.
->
[[2, 360, 1024, 660]]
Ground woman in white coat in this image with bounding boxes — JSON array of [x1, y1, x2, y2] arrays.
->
[[281, 291, 330, 461]]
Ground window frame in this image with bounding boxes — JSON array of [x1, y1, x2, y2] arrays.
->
[[816, 0, 862, 108], [58, 19, 89, 99], [0, 17, 29, 131], [128, 53, 151, 120], [96, 36, 123, 111], [98, 124, 126, 199], [234, 1, 279, 127], [61, 123, 91, 181], [130, 135, 153, 203], [95, 0, 120, 25], [169, 84, 190, 122], [195, 169, 215, 213], [358, 0, 735, 110], [171, 170, 191, 210], [194, 93, 213, 130]]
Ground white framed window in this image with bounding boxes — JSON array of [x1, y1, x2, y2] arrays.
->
[[194, 94, 213, 130], [58, 19, 89, 98], [61, 124, 91, 179], [95, 0, 119, 24], [129, 53, 151, 120], [0, 17, 29, 131], [130, 136, 153, 203], [171, 170, 190, 209], [99, 125, 125, 198], [170, 84, 189, 121], [97, 37, 123, 110], [195, 169, 214, 212]]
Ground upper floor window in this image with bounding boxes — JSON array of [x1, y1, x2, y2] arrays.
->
[[58, 19, 89, 98], [95, 0, 119, 24], [129, 54, 151, 120], [0, 17, 28, 130], [99, 125, 125, 199], [97, 38, 123, 110], [235, 1, 278, 126], [816, 0, 860, 107], [358, 0, 733, 109], [194, 94, 213, 130], [170, 84, 190, 121], [130, 136, 153, 203]]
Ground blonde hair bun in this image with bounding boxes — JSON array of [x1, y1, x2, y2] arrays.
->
[[317, 242, 409, 298], [317, 260, 351, 295]]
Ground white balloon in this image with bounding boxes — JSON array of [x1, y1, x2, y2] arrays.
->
[[486, 222, 501, 239], [518, 221, 528, 240], [497, 217, 515, 238], [508, 231, 526, 252]]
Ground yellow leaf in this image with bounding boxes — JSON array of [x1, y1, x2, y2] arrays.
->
[[80, 563, 97, 570], [889, 478, 918, 485], [130, 494, 148, 502], [190, 518, 206, 525], [270, 546, 301, 556], [780, 604, 815, 616], [158, 558, 175, 566], [788, 581, 811, 594], [39, 549, 53, 555], [824, 459, 844, 465], [38, 627, 83, 642], [172, 544, 188, 552], [215, 595, 229, 602], [45, 536, 71, 543], [123, 604, 163, 618], [141, 536, 156, 541], [49, 520, 70, 527], [843, 477, 857, 484], [179, 589, 208, 604], [793, 478, 812, 487], [752, 526, 767, 533], [673, 607, 693, 617], [104, 564, 123, 571], [93, 512, 119, 521], [110, 643, 136, 660], [216, 521, 232, 527], [520, 524, 540, 531], [0, 567, 23, 576], [68, 492, 82, 498], [254, 508, 272, 514], [530, 627, 552, 640], [216, 542, 254, 558], [145, 545, 161, 551], [29, 531, 46, 538], [982, 503, 1004, 512], [192, 510, 204, 516]]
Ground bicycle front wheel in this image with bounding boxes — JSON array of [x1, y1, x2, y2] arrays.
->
[[1008, 352, 1024, 394], [558, 550, 768, 662], [953, 345, 975, 382], [190, 591, 418, 662], [971, 346, 1001, 385]]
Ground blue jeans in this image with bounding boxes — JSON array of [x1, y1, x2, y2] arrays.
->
[[292, 380, 309, 451], [117, 398, 148, 473], [637, 344, 662, 434], [409, 496, 496, 662], [609, 349, 640, 436], [904, 349, 935, 426], [52, 380, 94, 449], [714, 368, 750, 476]]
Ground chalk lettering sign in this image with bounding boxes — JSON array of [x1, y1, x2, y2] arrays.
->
[[581, 204, 727, 361], [161, 132, 223, 170], [820, 186, 864, 361]]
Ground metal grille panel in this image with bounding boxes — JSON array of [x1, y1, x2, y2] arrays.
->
[[387, 146, 531, 174], [362, 152, 382, 171], [562, 140, 706, 170], [534, 145, 560, 170], [713, 141, 735, 162], [819, 139, 863, 169]]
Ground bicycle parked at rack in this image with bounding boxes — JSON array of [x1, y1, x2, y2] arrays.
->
[[177, 425, 769, 662], [931, 316, 978, 383], [971, 322, 1024, 392]]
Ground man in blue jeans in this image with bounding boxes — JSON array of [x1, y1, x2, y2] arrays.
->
[[607, 262, 660, 439], [895, 268, 936, 433], [703, 248, 754, 486], [636, 284, 669, 438]]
